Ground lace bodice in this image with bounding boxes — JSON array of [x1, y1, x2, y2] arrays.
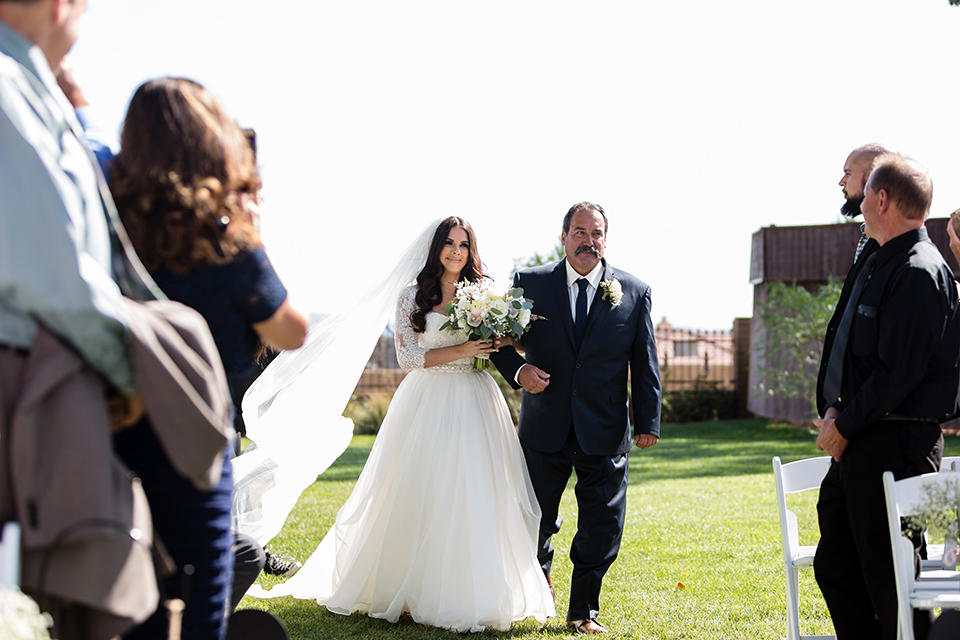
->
[[395, 285, 475, 372]]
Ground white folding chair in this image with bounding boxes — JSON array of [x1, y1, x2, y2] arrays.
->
[[939, 455, 960, 472], [0, 520, 21, 587], [919, 456, 960, 569], [772, 456, 836, 640], [882, 470, 960, 640]]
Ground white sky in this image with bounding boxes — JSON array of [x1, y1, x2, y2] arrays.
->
[[71, 0, 960, 330]]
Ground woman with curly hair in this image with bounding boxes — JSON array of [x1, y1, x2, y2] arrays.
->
[[256, 216, 555, 633], [109, 77, 307, 640]]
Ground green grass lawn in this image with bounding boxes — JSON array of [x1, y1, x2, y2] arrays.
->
[[238, 419, 960, 639]]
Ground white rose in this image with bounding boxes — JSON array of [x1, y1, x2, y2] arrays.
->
[[518, 308, 531, 326], [467, 301, 486, 327]]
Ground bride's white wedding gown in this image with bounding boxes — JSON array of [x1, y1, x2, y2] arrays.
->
[[256, 286, 554, 632]]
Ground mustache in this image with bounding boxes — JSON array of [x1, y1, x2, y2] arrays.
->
[[574, 245, 600, 257]]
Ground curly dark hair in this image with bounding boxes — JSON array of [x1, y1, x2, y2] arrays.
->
[[110, 77, 262, 274], [411, 217, 484, 333]]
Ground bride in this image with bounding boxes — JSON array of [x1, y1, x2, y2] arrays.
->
[[253, 217, 554, 632]]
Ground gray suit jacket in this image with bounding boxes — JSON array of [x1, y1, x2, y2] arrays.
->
[[3, 298, 233, 638]]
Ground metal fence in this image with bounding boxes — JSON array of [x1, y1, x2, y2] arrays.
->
[[354, 334, 405, 396], [354, 325, 737, 396], [655, 324, 735, 392]]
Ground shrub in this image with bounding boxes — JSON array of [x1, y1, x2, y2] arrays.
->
[[661, 382, 737, 423], [344, 391, 394, 435], [753, 279, 841, 414]]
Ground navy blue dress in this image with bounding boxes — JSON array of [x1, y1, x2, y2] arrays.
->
[[154, 247, 289, 436], [152, 247, 289, 378], [114, 247, 287, 640]]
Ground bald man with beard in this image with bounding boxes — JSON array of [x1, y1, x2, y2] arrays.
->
[[839, 143, 890, 262]]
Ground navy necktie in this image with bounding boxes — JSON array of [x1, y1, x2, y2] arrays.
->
[[574, 278, 589, 349], [822, 253, 876, 406]]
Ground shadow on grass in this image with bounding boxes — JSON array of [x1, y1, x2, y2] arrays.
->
[[259, 596, 567, 639], [315, 438, 373, 483], [631, 418, 823, 483], [634, 418, 960, 484], [317, 420, 960, 487]]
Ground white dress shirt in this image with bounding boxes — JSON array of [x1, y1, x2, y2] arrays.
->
[[565, 259, 604, 322], [514, 259, 605, 385]]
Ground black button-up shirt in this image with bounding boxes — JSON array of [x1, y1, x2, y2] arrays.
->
[[817, 227, 960, 439]]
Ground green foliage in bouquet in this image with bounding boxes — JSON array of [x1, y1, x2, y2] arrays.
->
[[440, 286, 534, 341], [439, 281, 538, 369]]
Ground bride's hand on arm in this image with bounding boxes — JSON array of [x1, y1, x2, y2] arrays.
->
[[498, 335, 524, 354], [423, 339, 500, 368]]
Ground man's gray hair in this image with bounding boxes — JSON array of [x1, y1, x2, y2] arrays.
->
[[562, 202, 608, 234], [868, 153, 933, 221]]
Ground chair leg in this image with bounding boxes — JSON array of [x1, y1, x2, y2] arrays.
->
[[785, 565, 801, 640]]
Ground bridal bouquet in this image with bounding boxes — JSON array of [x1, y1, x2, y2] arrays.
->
[[0, 587, 53, 640], [440, 280, 538, 369]]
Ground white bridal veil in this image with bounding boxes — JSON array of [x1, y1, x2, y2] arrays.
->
[[231, 218, 443, 547]]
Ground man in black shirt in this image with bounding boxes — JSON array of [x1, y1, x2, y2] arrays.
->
[[813, 152, 960, 640]]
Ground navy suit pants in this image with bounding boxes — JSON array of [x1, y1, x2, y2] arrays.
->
[[523, 427, 628, 622]]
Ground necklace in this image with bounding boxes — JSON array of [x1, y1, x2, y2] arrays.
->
[[444, 280, 458, 286]]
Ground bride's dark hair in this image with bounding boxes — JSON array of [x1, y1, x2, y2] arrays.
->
[[412, 216, 484, 333]]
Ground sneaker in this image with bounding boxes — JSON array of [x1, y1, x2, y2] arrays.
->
[[263, 550, 301, 577]]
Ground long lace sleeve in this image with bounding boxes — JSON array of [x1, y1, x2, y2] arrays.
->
[[395, 286, 427, 371]]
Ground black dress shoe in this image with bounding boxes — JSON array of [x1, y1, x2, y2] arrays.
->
[[567, 618, 608, 634]]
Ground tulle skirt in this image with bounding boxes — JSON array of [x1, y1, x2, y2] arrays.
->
[[257, 367, 554, 632]]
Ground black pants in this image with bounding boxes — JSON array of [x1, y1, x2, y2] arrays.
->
[[231, 533, 265, 611], [813, 421, 942, 640], [523, 428, 628, 622]]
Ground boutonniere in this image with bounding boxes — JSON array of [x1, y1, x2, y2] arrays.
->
[[599, 278, 623, 307]]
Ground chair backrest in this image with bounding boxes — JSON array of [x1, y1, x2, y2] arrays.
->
[[772, 456, 831, 559], [886, 471, 960, 520], [0, 521, 21, 587], [940, 456, 960, 472], [775, 456, 832, 495], [883, 470, 960, 640]]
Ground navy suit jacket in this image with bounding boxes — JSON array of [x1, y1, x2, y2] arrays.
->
[[492, 259, 661, 456]]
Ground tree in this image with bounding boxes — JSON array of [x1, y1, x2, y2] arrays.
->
[[753, 279, 842, 417], [510, 242, 565, 278]]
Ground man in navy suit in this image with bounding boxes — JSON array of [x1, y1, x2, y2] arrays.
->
[[492, 202, 661, 634]]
